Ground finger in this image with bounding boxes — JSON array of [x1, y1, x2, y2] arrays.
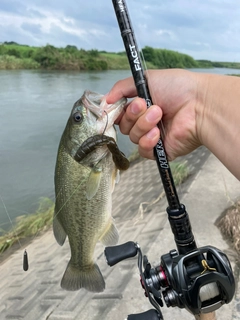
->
[[129, 105, 163, 144], [106, 77, 137, 104], [119, 97, 147, 135], [138, 127, 161, 160]]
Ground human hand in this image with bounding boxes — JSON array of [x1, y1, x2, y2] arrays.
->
[[106, 69, 203, 161]]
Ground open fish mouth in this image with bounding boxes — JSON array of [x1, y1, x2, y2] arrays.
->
[[82, 90, 127, 119]]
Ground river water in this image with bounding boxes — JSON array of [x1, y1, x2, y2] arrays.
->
[[0, 68, 239, 230]]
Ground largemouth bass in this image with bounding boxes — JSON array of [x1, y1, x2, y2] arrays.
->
[[53, 90, 129, 292]]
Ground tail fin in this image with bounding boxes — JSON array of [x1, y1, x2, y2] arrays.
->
[[61, 261, 105, 292]]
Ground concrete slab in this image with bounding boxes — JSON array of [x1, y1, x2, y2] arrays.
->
[[0, 147, 239, 320]]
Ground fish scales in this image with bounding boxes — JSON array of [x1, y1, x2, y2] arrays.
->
[[53, 91, 128, 292]]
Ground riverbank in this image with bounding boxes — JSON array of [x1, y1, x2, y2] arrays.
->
[[1, 42, 240, 70]]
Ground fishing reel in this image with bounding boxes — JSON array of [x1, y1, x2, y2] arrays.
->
[[105, 241, 235, 320]]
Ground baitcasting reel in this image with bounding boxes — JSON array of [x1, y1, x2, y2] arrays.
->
[[105, 241, 235, 320]]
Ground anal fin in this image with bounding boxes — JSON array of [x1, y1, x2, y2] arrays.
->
[[100, 221, 119, 246]]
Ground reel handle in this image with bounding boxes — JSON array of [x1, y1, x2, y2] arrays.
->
[[128, 309, 162, 320], [104, 241, 138, 266]]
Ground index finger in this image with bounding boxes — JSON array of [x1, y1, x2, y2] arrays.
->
[[106, 77, 137, 104]]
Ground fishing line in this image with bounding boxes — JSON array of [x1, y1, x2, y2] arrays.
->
[[54, 180, 85, 220], [102, 110, 109, 136], [0, 194, 28, 271], [0, 194, 22, 248], [0, 171, 84, 272]]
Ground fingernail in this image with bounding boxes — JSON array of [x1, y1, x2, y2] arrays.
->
[[130, 102, 141, 115], [146, 127, 159, 139], [145, 106, 161, 122]]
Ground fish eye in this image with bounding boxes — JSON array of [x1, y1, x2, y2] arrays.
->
[[73, 112, 83, 123]]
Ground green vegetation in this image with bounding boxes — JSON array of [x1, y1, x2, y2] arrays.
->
[[0, 43, 109, 70], [170, 161, 189, 185], [142, 46, 198, 68], [196, 59, 240, 69], [0, 55, 40, 69], [0, 198, 54, 254], [98, 51, 129, 70], [228, 74, 240, 77], [1, 41, 239, 70]]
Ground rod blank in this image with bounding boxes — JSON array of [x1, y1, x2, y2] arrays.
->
[[112, 0, 180, 210]]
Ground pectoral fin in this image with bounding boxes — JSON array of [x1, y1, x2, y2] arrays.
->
[[86, 167, 102, 200], [53, 214, 67, 246], [110, 168, 120, 193]]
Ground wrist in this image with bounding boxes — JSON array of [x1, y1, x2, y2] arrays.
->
[[194, 73, 240, 179], [194, 73, 213, 147]]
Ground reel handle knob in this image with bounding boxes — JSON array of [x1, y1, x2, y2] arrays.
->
[[105, 241, 138, 266], [128, 309, 162, 320]]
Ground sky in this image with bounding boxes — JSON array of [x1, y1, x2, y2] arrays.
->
[[1, 0, 240, 62]]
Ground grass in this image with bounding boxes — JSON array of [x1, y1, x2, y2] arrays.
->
[[0, 198, 54, 254], [99, 52, 129, 70], [0, 55, 40, 69], [170, 161, 189, 185], [0, 158, 189, 255], [99, 52, 156, 70]]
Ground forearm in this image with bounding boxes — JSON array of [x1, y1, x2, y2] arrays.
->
[[196, 74, 240, 180]]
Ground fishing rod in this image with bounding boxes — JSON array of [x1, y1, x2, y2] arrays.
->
[[104, 1, 235, 320], [111, 0, 196, 256]]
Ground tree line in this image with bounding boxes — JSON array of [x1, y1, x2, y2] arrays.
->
[[0, 43, 109, 70], [0, 42, 239, 70]]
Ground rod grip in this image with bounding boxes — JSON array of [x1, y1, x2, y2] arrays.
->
[[167, 204, 197, 254]]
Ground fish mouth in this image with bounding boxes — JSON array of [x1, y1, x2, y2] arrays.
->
[[83, 90, 127, 120]]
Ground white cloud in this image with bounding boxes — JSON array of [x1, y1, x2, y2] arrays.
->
[[155, 29, 175, 38], [0, 8, 86, 36], [0, 0, 240, 61]]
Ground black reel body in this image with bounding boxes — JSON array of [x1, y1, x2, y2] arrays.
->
[[153, 246, 235, 314], [104, 242, 235, 320]]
